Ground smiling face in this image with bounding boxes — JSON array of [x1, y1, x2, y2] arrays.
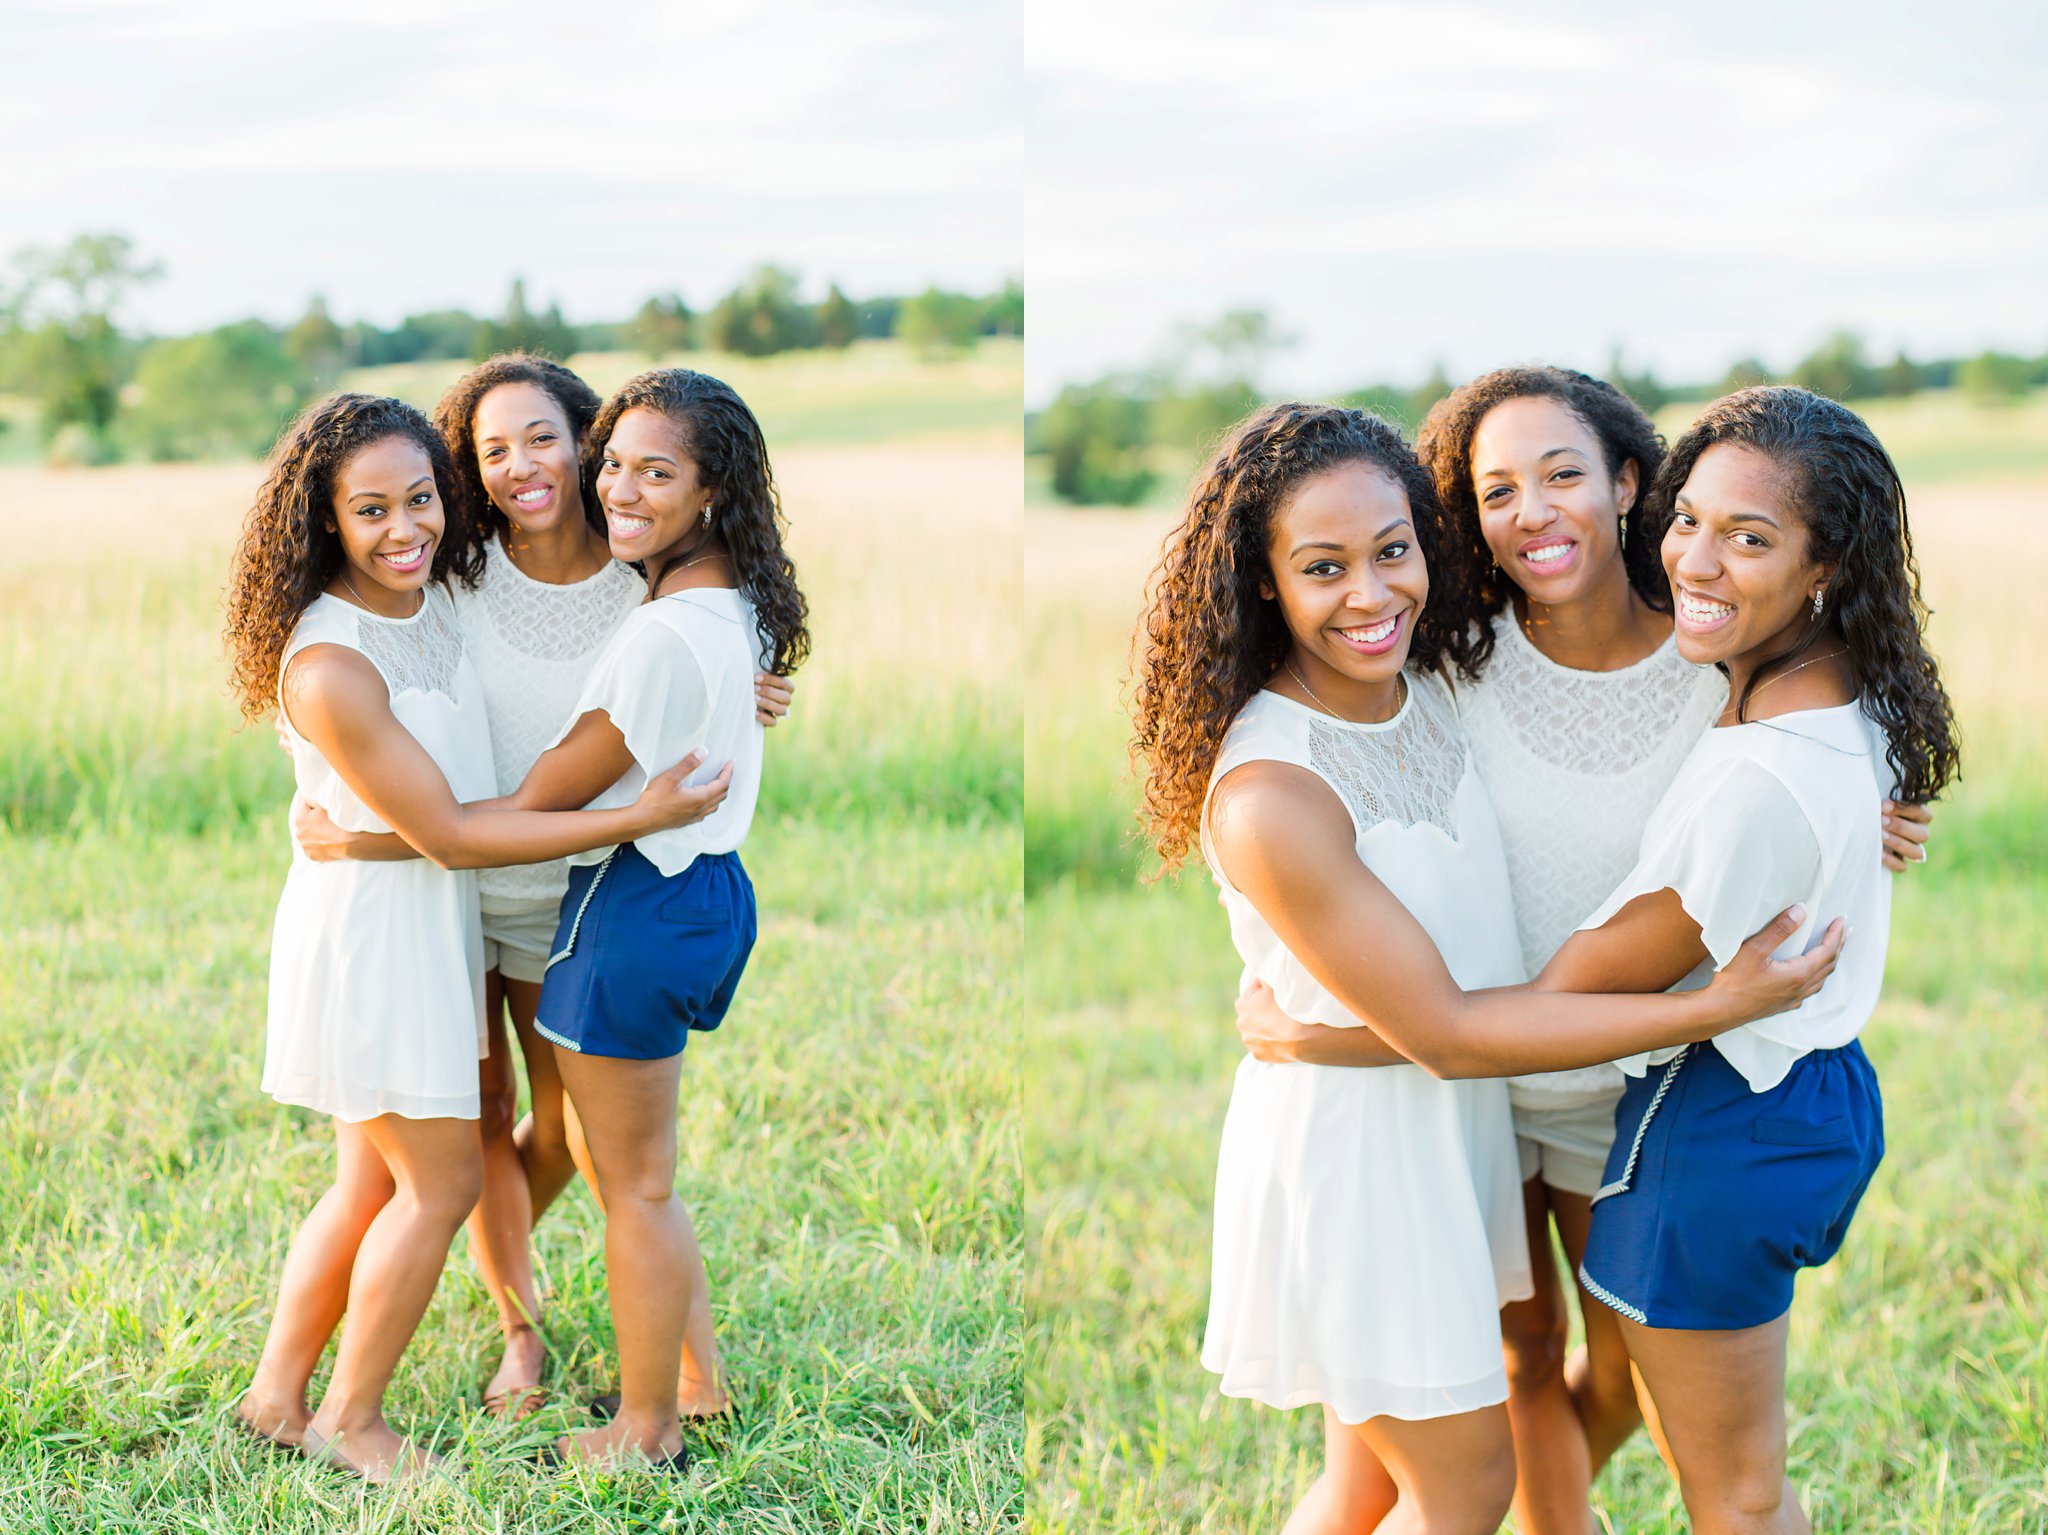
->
[[328, 434, 443, 598], [1663, 442, 1832, 669], [1262, 459, 1428, 710], [474, 381, 581, 535], [1470, 394, 1638, 608], [594, 406, 713, 566]]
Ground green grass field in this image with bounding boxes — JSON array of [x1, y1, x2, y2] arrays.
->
[[0, 351, 1023, 1532], [1022, 390, 2048, 1533]]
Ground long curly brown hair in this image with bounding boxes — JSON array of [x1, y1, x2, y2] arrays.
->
[[1647, 385, 1959, 803], [1415, 366, 1670, 674], [587, 369, 811, 676], [432, 353, 604, 546], [224, 393, 482, 721], [1131, 402, 1478, 871]]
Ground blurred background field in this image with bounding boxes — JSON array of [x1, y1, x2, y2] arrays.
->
[[0, 341, 1024, 1532], [1023, 388, 2048, 1534]]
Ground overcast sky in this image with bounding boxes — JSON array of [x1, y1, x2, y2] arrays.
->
[[1027, 0, 2048, 402], [0, 0, 1019, 334]]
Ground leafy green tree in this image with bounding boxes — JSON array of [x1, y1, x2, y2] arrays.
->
[[1881, 350, 1920, 397], [473, 278, 579, 360], [1790, 330, 1877, 401], [704, 266, 819, 357], [1720, 356, 1774, 393], [1606, 347, 1670, 413], [627, 293, 694, 360], [1150, 379, 1258, 464], [1404, 365, 1453, 429], [980, 277, 1023, 337], [1957, 350, 2031, 405], [284, 295, 347, 387], [817, 283, 858, 349], [7, 232, 161, 456], [127, 320, 307, 460], [896, 286, 981, 356], [1037, 376, 1156, 505]]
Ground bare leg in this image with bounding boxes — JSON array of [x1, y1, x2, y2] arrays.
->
[[1277, 1406, 1400, 1535], [465, 971, 547, 1412], [1619, 1311, 1808, 1535], [306, 1114, 483, 1483], [1500, 1177, 1597, 1535], [552, 1049, 700, 1465], [238, 1120, 394, 1445], [506, 981, 580, 1221], [1551, 1189, 1643, 1474], [1354, 1405, 1517, 1535]]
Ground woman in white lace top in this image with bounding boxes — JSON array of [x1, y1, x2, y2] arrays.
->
[[1241, 368, 1934, 1534], [223, 395, 728, 1482], [294, 355, 791, 1421], [1131, 402, 1837, 1535]]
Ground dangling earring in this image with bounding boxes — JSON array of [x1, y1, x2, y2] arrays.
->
[[702, 499, 713, 528], [1811, 588, 1825, 618]]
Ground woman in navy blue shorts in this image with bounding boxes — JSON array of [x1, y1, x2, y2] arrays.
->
[[518, 369, 808, 1470]]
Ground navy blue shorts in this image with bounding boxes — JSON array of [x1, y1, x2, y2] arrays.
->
[[1578, 1040, 1883, 1331], [534, 844, 755, 1061]]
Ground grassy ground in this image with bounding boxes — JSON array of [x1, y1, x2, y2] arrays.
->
[[0, 388, 1023, 1528], [1022, 429, 2048, 1531]]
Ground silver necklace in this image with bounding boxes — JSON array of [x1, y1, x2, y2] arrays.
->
[[1285, 662, 1407, 726]]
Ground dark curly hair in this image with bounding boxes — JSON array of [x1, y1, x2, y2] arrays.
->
[[432, 353, 604, 546], [224, 392, 483, 721], [587, 368, 810, 676], [1416, 366, 1670, 673], [1646, 385, 1959, 803], [1131, 402, 1479, 871]]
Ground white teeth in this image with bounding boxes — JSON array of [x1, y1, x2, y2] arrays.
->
[[1341, 616, 1398, 644], [514, 487, 547, 503], [1525, 543, 1572, 564], [1679, 593, 1733, 621], [382, 546, 425, 567]]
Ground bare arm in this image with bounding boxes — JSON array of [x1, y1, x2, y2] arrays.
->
[[1211, 762, 1838, 1079], [282, 645, 726, 871]]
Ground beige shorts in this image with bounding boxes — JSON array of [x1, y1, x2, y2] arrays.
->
[[481, 897, 562, 986], [1513, 1093, 1623, 1199]]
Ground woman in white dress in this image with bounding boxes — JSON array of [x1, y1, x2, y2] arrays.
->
[[1129, 402, 1839, 1534], [293, 354, 790, 1421], [1235, 387, 1958, 1533], [1274, 368, 1933, 1535], [223, 394, 729, 1483]]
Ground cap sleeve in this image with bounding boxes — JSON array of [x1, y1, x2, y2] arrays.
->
[[556, 614, 713, 775], [1577, 757, 1823, 966]]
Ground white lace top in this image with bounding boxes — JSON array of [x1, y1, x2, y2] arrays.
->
[[1459, 609, 1728, 1106], [1578, 705, 1892, 1094], [450, 538, 645, 903], [1201, 672, 1527, 1027]]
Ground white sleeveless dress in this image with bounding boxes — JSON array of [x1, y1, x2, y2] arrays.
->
[[263, 589, 496, 1121], [1199, 675, 1532, 1424]]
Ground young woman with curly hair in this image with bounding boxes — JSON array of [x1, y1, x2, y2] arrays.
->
[[1237, 370, 1936, 1534], [1131, 401, 1838, 1535], [506, 367, 808, 1471], [224, 393, 731, 1484], [292, 354, 791, 1423]]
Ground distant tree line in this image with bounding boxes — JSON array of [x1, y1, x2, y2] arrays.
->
[[1030, 313, 2048, 505], [0, 233, 1021, 463]]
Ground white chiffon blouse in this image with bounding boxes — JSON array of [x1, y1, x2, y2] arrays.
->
[[556, 588, 768, 878], [1578, 704, 1894, 1094]]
